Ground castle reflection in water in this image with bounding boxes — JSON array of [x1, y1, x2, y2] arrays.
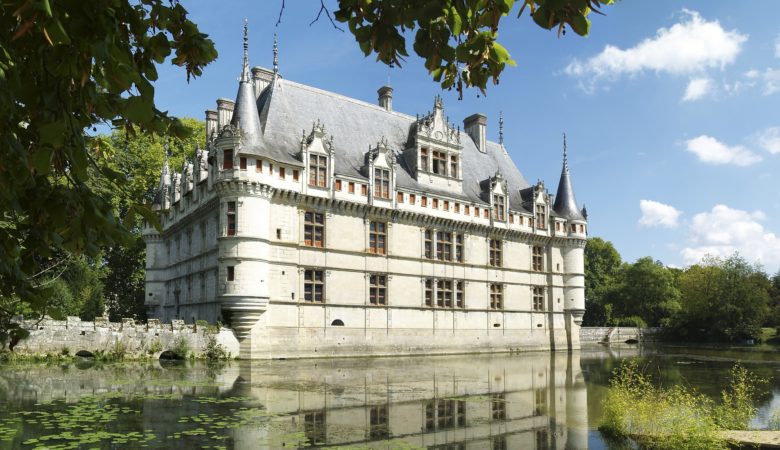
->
[[0, 352, 596, 449]]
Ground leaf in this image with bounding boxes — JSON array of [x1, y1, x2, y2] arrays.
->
[[38, 120, 67, 146], [124, 96, 154, 123]]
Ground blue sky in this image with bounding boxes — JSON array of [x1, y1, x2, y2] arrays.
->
[[151, 1, 780, 273]]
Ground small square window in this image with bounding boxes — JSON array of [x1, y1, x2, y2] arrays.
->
[[227, 266, 235, 281]]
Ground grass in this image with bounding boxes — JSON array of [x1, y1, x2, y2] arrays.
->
[[600, 360, 764, 450]]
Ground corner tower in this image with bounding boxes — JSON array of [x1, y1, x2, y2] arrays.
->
[[553, 134, 587, 349]]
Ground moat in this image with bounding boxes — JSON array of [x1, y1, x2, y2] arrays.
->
[[2, 345, 780, 449]]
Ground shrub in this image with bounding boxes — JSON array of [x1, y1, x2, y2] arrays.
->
[[600, 359, 764, 450], [203, 335, 228, 361], [148, 339, 162, 354], [170, 336, 190, 359]]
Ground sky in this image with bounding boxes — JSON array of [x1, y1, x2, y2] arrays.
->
[[150, 1, 780, 273]]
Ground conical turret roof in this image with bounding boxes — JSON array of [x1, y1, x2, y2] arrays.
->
[[553, 134, 585, 221], [230, 19, 263, 150]]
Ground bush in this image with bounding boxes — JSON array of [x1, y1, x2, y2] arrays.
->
[[600, 360, 764, 450], [170, 336, 190, 359], [148, 339, 162, 354], [203, 335, 228, 361]]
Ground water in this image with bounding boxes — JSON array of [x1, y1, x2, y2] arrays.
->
[[1, 344, 780, 449]]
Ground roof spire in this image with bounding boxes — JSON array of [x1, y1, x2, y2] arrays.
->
[[273, 33, 279, 76], [499, 111, 504, 145], [553, 132, 584, 221], [563, 132, 569, 173], [241, 18, 250, 82]]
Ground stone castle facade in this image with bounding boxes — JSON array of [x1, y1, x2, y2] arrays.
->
[[143, 27, 588, 359]]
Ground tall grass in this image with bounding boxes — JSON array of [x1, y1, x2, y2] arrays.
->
[[600, 360, 764, 450]]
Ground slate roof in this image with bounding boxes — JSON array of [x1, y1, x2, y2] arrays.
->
[[231, 73, 536, 210]]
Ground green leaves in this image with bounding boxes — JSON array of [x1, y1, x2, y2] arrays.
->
[[335, 0, 612, 98]]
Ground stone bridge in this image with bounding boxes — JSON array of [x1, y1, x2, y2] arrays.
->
[[9, 317, 240, 359]]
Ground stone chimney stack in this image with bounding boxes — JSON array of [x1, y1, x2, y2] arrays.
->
[[216, 98, 234, 129], [252, 66, 274, 98], [205, 109, 218, 139], [464, 113, 487, 153], [378, 85, 393, 111]]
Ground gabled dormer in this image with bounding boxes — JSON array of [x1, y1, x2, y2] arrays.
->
[[406, 95, 463, 192], [363, 136, 396, 205], [488, 172, 508, 223], [300, 119, 335, 194], [533, 181, 549, 231]]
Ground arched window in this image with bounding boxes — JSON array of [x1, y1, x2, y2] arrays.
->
[[331, 319, 344, 326]]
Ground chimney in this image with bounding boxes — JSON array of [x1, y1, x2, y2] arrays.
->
[[216, 98, 234, 129], [377, 85, 393, 111], [252, 66, 274, 98], [464, 113, 487, 153], [205, 109, 218, 139]]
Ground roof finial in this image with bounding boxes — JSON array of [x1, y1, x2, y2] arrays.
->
[[563, 132, 569, 173], [273, 33, 279, 75], [241, 18, 250, 82], [499, 111, 504, 145]]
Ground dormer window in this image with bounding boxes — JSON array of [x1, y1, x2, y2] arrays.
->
[[421, 148, 429, 171], [450, 155, 458, 177], [535, 204, 546, 228], [309, 155, 328, 188], [493, 194, 506, 221], [223, 149, 233, 170], [432, 151, 447, 175], [374, 168, 390, 199]]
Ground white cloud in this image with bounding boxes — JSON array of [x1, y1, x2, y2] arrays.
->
[[682, 77, 713, 101], [745, 67, 780, 95], [639, 200, 682, 228], [775, 34, 780, 58], [756, 127, 780, 154], [685, 135, 761, 166], [565, 10, 747, 85], [681, 205, 780, 269]]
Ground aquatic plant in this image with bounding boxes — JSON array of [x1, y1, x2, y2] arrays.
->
[[203, 336, 229, 361], [600, 360, 765, 450]]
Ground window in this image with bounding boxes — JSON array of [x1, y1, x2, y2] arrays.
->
[[268, 163, 273, 175], [436, 231, 452, 261], [226, 266, 234, 281], [303, 411, 326, 446], [454, 203, 460, 213], [293, 169, 299, 181], [309, 154, 328, 188], [425, 399, 466, 431], [223, 149, 233, 169], [509, 215, 514, 224], [432, 198, 439, 209], [421, 196, 428, 207], [361, 184, 367, 196], [369, 274, 386, 305], [465, 205, 470, 215], [239, 157, 247, 170], [369, 405, 389, 440], [226, 201, 236, 236], [490, 283, 503, 309], [474, 207, 479, 217], [493, 194, 506, 221], [335, 179, 342, 191], [432, 150, 447, 175], [374, 168, 390, 199], [489, 239, 502, 267], [255, 159, 262, 172], [304, 269, 325, 303], [570, 223, 576, 233], [304, 212, 325, 247], [409, 193, 416, 204], [369, 221, 387, 255], [424, 229, 433, 259], [580, 224, 585, 233], [455, 234, 464, 262], [425, 278, 433, 307], [556, 222, 561, 231], [532, 246, 544, 272], [279, 167, 285, 179], [456, 281, 464, 308], [534, 388, 548, 416], [518, 216, 524, 226], [437, 280, 453, 307], [397, 192, 404, 203], [533, 286, 545, 311], [348, 182, 355, 193], [420, 147, 429, 171], [450, 155, 458, 177], [535, 204, 546, 228], [491, 393, 506, 421], [483, 209, 489, 219]]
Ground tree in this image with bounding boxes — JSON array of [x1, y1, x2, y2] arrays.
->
[[0, 1, 216, 331], [606, 257, 681, 327], [583, 237, 622, 326], [675, 255, 770, 341], [331, 0, 614, 98]]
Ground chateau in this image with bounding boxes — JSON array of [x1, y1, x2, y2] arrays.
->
[[143, 27, 588, 360]]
